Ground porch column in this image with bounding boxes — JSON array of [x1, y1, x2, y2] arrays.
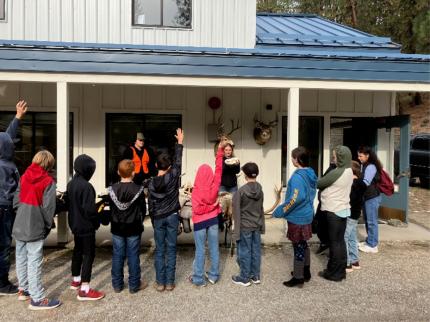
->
[[56, 82, 70, 245], [286, 88, 300, 180]]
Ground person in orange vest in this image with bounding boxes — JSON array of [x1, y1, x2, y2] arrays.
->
[[122, 133, 156, 185]]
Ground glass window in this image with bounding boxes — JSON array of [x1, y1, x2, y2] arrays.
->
[[106, 113, 182, 185], [0, 0, 5, 20], [281, 116, 323, 185], [133, 0, 192, 28], [411, 137, 430, 150], [0, 112, 73, 176]]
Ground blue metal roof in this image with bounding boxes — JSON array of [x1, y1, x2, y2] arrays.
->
[[0, 40, 428, 83], [256, 14, 401, 51]]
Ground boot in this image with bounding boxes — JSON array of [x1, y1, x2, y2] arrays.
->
[[283, 277, 304, 288]]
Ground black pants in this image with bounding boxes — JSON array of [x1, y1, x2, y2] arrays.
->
[[72, 234, 96, 283], [315, 209, 329, 246], [0, 207, 15, 287], [325, 212, 347, 281]]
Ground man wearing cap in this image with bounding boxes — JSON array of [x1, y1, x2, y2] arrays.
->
[[122, 132, 156, 185]]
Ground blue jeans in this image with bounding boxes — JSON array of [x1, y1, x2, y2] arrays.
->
[[153, 213, 179, 286], [192, 224, 219, 285], [219, 186, 238, 194], [344, 218, 359, 265], [237, 230, 261, 280], [0, 206, 15, 287], [363, 195, 381, 247], [15, 239, 45, 302], [111, 234, 141, 291]]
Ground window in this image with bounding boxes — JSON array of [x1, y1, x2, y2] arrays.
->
[[411, 136, 430, 150], [106, 113, 182, 185], [281, 116, 323, 185], [132, 0, 192, 28], [0, 0, 5, 21], [0, 112, 73, 176]]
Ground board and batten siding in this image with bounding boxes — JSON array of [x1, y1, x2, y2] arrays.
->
[[0, 82, 391, 208], [0, 0, 256, 48]]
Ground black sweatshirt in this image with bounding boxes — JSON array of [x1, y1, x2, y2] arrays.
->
[[221, 158, 240, 188], [108, 182, 146, 237], [67, 155, 99, 237], [350, 178, 367, 220]]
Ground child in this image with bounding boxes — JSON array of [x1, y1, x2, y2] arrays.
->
[[0, 100, 27, 296], [147, 129, 184, 292], [345, 161, 367, 272], [107, 159, 147, 293], [273, 147, 317, 288], [189, 140, 226, 287], [12, 150, 61, 310], [219, 143, 240, 193], [231, 162, 265, 286], [67, 154, 104, 301]]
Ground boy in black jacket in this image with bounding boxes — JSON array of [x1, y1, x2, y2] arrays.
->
[[344, 161, 367, 272], [67, 154, 104, 301], [147, 128, 183, 292], [107, 159, 147, 294]]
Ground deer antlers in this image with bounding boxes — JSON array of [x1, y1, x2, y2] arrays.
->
[[216, 115, 241, 139]]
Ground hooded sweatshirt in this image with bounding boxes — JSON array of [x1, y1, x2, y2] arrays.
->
[[108, 182, 146, 237], [0, 117, 21, 207], [318, 146, 353, 214], [147, 144, 183, 219], [232, 181, 265, 241], [12, 163, 56, 242], [191, 147, 223, 231], [273, 168, 317, 225], [67, 154, 99, 236]]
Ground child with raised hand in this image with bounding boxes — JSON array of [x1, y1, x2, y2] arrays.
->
[[107, 159, 147, 293], [231, 162, 265, 287], [13, 150, 61, 310]]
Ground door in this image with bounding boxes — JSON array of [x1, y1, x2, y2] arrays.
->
[[375, 115, 410, 222]]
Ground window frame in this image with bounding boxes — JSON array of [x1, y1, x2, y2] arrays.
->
[[0, 0, 6, 22], [131, 0, 193, 29]]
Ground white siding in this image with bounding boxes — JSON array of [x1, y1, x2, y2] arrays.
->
[[0, 0, 256, 48], [0, 82, 393, 209]]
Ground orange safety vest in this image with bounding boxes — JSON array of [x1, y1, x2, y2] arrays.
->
[[131, 146, 150, 174]]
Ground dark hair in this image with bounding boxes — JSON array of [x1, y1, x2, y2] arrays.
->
[[156, 153, 172, 171], [291, 146, 310, 167], [357, 146, 383, 172], [351, 160, 361, 177]]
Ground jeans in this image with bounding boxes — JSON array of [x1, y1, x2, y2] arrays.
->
[[363, 195, 381, 247], [325, 212, 347, 281], [344, 218, 359, 265], [111, 234, 141, 291], [237, 230, 261, 281], [71, 235, 96, 283], [153, 213, 179, 286], [192, 224, 219, 285], [15, 239, 45, 302], [219, 186, 238, 194], [0, 206, 15, 287]]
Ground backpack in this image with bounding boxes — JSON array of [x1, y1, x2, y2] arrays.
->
[[377, 169, 394, 196]]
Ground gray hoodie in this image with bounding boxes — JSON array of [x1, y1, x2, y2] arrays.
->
[[0, 117, 20, 206], [232, 181, 265, 241]]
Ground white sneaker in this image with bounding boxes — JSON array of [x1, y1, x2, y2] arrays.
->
[[359, 244, 378, 253], [204, 272, 216, 285]]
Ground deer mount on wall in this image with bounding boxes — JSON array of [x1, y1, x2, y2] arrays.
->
[[213, 115, 241, 154], [253, 115, 278, 145]]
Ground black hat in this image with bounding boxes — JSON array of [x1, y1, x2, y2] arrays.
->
[[242, 162, 259, 178]]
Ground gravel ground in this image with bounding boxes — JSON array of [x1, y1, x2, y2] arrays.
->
[[0, 242, 429, 322], [408, 186, 430, 230]]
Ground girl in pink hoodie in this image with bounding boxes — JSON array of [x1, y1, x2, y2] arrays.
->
[[190, 142, 225, 286]]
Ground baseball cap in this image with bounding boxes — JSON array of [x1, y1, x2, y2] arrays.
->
[[242, 162, 259, 178]]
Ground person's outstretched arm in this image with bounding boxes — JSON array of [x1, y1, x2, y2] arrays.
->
[[6, 100, 27, 140], [171, 128, 184, 177]]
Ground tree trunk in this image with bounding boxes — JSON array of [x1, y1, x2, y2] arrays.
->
[[349, 0, 357, 27]]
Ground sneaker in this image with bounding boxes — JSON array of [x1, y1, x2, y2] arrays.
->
[[29, 298, 61, 310], [153, 282, 165, 292], [204, 272, 216, 285], [0, 283, 18, 295], [70, 280, 81, 290], [18, 289, 30, 301], [130, 280, 148, 294], [346, 265, 354, 273], [231, 275, 251, 287], [113, 288, 123, 293], [283, 277, 304, 288], [77, 288, 105, 301], [188, 276, 206, 288], [165, 284, 175, 292], [250, 276, 261, 284], [359, 244, 378, 253], [352, 262, 361, 270]]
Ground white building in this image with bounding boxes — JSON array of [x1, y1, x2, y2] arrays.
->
[[0, 0, 429, 242]]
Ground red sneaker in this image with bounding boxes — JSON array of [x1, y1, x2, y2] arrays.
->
[[77, 288, 105, 301], [70, 281, 81, 290]]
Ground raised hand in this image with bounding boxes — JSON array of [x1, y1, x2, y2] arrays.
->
[[175, 128, 184, 144], [16, 100, 28, 120]]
